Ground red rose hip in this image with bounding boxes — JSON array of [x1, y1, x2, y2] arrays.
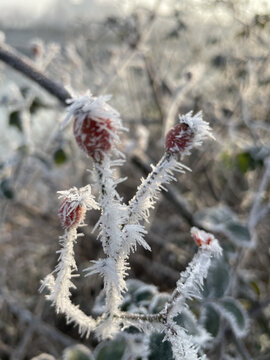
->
[[165, 123, 194, 154], [73, 116, 114, 160], [59, 199, 86, 229]]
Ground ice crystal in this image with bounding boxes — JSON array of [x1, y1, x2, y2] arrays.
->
[[41, 92, 219, 358]]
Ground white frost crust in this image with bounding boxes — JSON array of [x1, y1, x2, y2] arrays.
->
[[58, 185, 99, 224], [128, 154, 191, 224], [84, 155, 152, 337], [177, 111, 215, 157], [165, 324, 207, 360], [166, 228, 222, 320], [63, 91, 127, 143], [40, 228, 96, 337], [211, 297, 249, 338]]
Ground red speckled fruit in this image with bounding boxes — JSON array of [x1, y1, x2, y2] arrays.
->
[[73, 116, 114, 160], [165, 123, 194, 154], [58, 199, 86, 229]]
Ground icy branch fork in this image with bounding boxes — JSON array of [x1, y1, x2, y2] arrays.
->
[[40, 94, 220, 359]]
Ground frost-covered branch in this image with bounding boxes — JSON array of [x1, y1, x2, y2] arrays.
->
[[128, 153, 189, 224], [127, 111, 214, 225], [40, 186, 99, 337], [40, 92, 219, 359]]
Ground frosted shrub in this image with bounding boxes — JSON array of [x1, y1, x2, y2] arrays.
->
[[41, 92, 224, 360]]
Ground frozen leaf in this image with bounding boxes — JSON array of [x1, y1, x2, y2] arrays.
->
[[194, 205, 252, 247], [215, 297, 249, 338], [203, 259, 230, 298], [174, 308, 212, 348], [134, 284, 157, 305], [203, 305, 220, 337], [148, 333, 174, 360], [223, 221, 251, 247], [175, 310, 198, 336], [95, 338, 126, 360], [63, 344, 94, 360], [149, 293, 170, 314], [30, 354, 55, 360], [194, 205, 234, 228]]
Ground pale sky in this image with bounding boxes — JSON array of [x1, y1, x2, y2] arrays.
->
[[0, 0, 269, 27]]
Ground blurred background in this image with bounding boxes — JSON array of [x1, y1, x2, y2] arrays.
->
[[0, 0, 270, 359]]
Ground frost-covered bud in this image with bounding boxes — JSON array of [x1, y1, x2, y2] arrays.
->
[[58, 199, 86, 229], [73, 116, 114, 160], [65, 91, 126, 161], [165, 122, 194, 154], [58, 185, 99, 229], [190, 227, 222, 258], [191, 227, 213, 247], [165, 111, 215, 157]]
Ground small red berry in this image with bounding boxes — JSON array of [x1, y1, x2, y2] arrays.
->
[[165, 123, 194, 154], [58, 199, 86, 229], [73, 116, 114, 160]]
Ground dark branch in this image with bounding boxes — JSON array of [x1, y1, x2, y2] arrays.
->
[[0, 43, 71, 104]]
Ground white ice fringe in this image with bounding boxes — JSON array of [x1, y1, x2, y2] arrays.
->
[[41, 99, 219, 350], [165, 325, 207, 360], [166, 228, 222, 321], [40, 228, 96, 337], [85, 155, 132, 334], [128, 153, 190, 224], [178, 111, 215, 157], [58, 184, 99, 211], [63, 90, 127, 136]]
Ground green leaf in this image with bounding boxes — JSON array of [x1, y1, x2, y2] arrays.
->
[[149, 293, 169, 314], [203, 259, 230, 298], [250, 280, 260, 296], [54, 148, 68, 165], [148, 333, 174, 360], [0, 179, 14, 199], [236, 152, 256, 173], [203, 305, 220, 337], [63, 345, 94, 360], [216, 297, 249, 337], [9, 111, 22, 132], [95, 338, 126, 360]]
